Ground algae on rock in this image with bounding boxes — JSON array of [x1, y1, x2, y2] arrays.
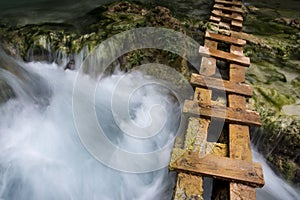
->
[[243, 3, 300, 187]]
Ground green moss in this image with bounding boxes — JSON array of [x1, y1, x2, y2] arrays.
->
[[0, 79, 15, 104], [255, 86, 295, 110]]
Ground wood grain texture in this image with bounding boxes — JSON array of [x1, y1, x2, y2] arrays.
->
[[212, 9, 243, 22], [170, 153, 264, 187], [183, 100, 261, 126], [199, 46, 250, 67], [205, 32, 246, 46], [214, 4, 244, 13], [190, 73, 252, 97]]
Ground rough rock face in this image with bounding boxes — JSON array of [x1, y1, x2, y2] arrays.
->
[[0, 1, 206, 65], [0, 0, 299, 188], [242, 4, 300, 187], [0, 1, 207, 105], [0, 79, 15, 104], [274, 18, 300, 29]]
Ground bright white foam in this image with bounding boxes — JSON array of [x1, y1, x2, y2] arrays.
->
[[0, 62, 177, 200], [254, 150, 300, 200]]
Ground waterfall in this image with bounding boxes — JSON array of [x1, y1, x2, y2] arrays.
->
[[0, 53, 178, 199], [0, 49, 300, 199], [254, 150, 300, 200]]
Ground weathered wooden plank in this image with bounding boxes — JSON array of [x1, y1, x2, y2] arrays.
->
[[231, 20, 243, 31], [230, 183, 256, 199], [183, 100, 261, 126], [215, 0, 242, 7], [170, 142, 228, 167], [219, 21, 231, 30], [199, 46, 250, 67], [190, 73, 252, 96], [173, 173, 203, 200], [229, 64, 245, 82], [214, 4, 244, 13], [200, 57, 216, 76], [193, 87, 212, 104], [212, 9, 243, 22], [210, 15, 221, 23], [170, 153, 265, 187], [228, 95, 258, 199], [200, 40, 217, 76], [206, 31, 246, 47], [171, 88, 212, 199], [228, 55, 261, 199], [184, 117, 210, 153], [204, 39, 218, 49], [230, 45, 244, 56], [229, 122, 252, 160]]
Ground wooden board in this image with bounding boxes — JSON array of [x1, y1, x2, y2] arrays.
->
[[170, 0, 265, 198], [171, 89, 212, 199], [173, 173, 203, 200], [190, 73, 252, 96], [214, 0, 242, 7], [229, 64, 245, 82], [204, 39, 218, 49], [228, 57, 260, 199], [231, 20, 243, 31], [200, 40, 218, 76], [219, 21, 231, 30], [212, 10, 243, 22], [214, 4, 244, 13], [183, 100, 261, 126], [193, 87, 212, 105], [170, 153, 264, 187], [205, 32, 246, 46], [199, 46, 250, 67], [210, 15, 221, 22], [230, 45, 244, 56]]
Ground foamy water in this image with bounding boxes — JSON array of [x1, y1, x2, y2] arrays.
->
[[0, 61, 178, 200]]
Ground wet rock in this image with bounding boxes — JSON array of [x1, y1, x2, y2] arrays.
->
[[0, 78, 15, 104], [246, 5, 260, 13], [274, 17, 300, 29], [243, 3, 300, 187], [0, 1, 204, 65], [64, 59, 75, 70]]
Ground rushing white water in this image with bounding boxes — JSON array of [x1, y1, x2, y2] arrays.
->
[[254, 150, 300, 200], [1, 56, 300, 199], [0, 61, 178, 200]]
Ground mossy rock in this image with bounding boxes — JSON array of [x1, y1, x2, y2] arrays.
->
[[0, 78, 15, 104], [0, 1, 205, 65]]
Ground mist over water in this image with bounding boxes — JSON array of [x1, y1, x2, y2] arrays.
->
[[0, 55, 300, 199], [0, 61, 177, 200], [254, 150, 300, 200]]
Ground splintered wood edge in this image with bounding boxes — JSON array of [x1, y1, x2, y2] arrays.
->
[[170, 152, 265, 188], [183, 100, 262, 126], [190, 73, 252, 97], [199, 46, 250, 67]]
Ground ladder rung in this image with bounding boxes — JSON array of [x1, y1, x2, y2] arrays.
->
[[190, 73, 252, 96], [183, 100, 261, 126], [214, 4, 244, 14], [169, 152, 265, 188], [212, 9, 243, 22], [199, 46, 250, 67], [205, 31, 246, 46], [215, 0, 242, 7]]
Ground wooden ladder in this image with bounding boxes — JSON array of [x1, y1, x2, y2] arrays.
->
[[169, 0, 265, 199]]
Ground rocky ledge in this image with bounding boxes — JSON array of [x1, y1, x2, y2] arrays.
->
[[0, 0, 299, 188]]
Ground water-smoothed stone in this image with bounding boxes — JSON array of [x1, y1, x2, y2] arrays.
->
[[0, 1, 206, 68], [0, 78, 15, 104]]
